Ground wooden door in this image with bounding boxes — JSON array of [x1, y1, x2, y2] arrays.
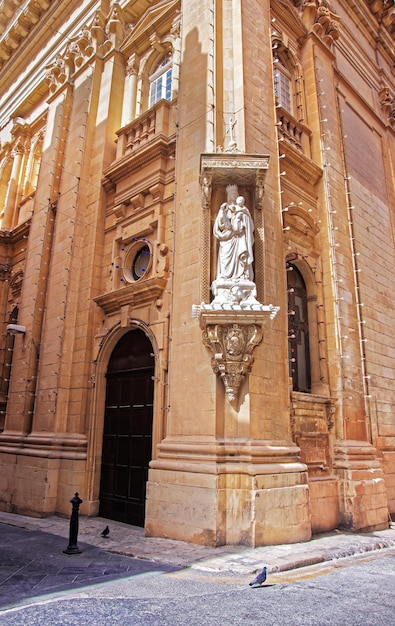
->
[[99, 330, 154, 526]]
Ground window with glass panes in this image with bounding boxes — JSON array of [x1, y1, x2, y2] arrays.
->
[[274, 61, 293, 114], [149, 58, 172, 108]]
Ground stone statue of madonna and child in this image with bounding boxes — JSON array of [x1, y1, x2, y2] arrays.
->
[[211, 185, 259, 306]]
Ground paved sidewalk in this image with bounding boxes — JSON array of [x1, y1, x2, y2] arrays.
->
[[1, 510, 395, 576]]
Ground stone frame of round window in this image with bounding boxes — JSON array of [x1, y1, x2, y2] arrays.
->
[[123, 240, 153, 283]]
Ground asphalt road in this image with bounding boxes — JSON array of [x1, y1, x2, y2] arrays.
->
[[0, 548, 394, 625]]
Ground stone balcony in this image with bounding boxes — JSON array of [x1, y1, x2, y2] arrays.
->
[[276, 106, 311, 155], [103, 99, 176, 189], [116, 99, 175, 158]]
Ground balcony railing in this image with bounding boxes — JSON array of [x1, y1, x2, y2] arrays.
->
[[276, 107, 310, 154], [115, 99, 175, 160]]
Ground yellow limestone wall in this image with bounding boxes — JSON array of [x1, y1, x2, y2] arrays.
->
[[145, 0, 312, 547], [0, 0, 393, 542]]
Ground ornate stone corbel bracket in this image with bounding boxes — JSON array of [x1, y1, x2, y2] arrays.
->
[[193, 305, 279, 404], [379, 85, 395, 129], [302, 1, 341, 46]]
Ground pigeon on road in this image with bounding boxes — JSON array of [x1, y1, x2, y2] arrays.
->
[[249, 566, 267, 586], [101, 525, 110, 538]]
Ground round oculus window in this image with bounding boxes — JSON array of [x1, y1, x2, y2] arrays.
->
[[132, 244, 150, 280], [123, 241, 152, 283]]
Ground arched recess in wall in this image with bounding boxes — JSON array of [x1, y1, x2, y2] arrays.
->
[[89, 320, 160, 523], [134, 38, 175, 118], [273, 38, 305, 122], [286, 256, 323, 395]]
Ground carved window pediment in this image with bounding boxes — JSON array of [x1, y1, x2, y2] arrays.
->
[[121, 0, 180, 54], [94, 276, 167, 315]]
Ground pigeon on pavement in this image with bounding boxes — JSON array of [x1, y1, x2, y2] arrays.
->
[[249, 566, 267, 586], [101, 525, 110, 538]]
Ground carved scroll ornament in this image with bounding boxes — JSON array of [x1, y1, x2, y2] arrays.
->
[[312, 1, 340, 44], [202, 322, 263, 404]]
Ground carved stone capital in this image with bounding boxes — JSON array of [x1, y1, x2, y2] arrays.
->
[[126, 53, 139, 76], [45, 56, 69, 94]]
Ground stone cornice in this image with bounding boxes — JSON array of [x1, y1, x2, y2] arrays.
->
[[0, 219, 31, 245], [94, 276, 168, 314], [272, 0, 308, 40], [279, 139, 323, 186], [365, 0, 395, 36], [0, 0, 52, 72], [102, 133, 176, 191], [341, 0, 395, 46]]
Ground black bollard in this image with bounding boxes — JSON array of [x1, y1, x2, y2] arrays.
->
[[63, 492, 83, 555]]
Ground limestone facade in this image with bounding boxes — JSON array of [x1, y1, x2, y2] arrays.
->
[[0, 0, 393, 546]]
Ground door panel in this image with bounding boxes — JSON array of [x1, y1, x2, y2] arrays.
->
[[99, 335, 154, 527]]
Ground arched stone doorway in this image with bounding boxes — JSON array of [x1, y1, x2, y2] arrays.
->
[[99, 328, 154, 526]]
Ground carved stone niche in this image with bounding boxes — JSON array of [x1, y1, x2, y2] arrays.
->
[[192, 153, 280, 405]]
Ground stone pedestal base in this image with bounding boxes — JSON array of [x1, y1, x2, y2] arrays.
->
[[309, 477, 339, 534], [146, 439, 311, 546], [0, 432, 88, 517], [334, 441, 389, 532]]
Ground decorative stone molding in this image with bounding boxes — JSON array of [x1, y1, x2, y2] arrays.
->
[[195, 153, 278, 404], [311, 1, 341, 44], [365, 0, 395, 36], [94, 276, 168, 314], [0, 0, 52, 71], [200, 154, 270, 198], [301, 0, 341, 46], [379, 85, 395, 129], [9, 269, 24, 298], [325, 401, 336, 430], [0, 263, 11, 281], [45, 6, 129, 95], [170, 16, 181, 38], [201, 174, 212, 209], [193, 305, 279, 404]]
